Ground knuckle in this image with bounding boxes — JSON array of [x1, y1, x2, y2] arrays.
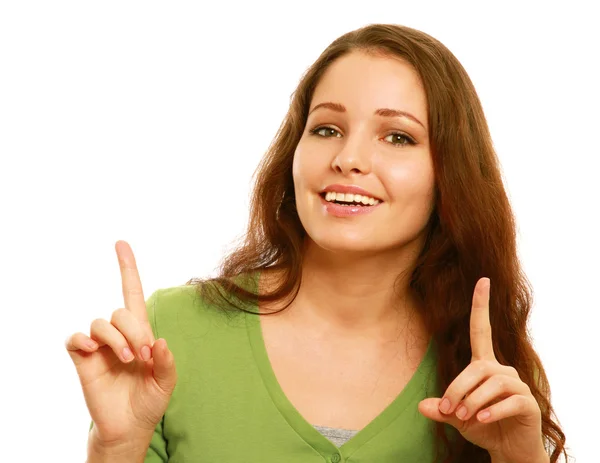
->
[[473, 359, 488, 374], [517, 395, 530, 412], [90, 318, 106, 331], [111, 307, 128, 323], [64, 334, 75, 349], [125, 286, 143, 297], [493, 374, 506, 390], [528, 396, 541, 415], [505, 365, 519, 378], [443, 387, 455, 400], [473, 326, 491, 337]]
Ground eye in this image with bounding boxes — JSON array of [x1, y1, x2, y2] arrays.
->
[[310, 126, 416, 148], [309, 126, 342, 138], [383, 132, 417, 147]]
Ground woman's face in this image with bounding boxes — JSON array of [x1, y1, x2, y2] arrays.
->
[[292, 51, 435, 256]]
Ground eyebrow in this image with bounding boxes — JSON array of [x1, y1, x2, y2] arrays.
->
[[308, 101, 426, 130]]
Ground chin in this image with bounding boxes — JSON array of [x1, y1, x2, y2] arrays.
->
[[306, 232, 385, 255]]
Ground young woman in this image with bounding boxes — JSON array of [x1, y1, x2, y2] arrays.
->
[[66, 23, 568, 462]]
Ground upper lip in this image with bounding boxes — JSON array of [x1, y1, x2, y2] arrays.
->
[[321, 184, 383, 201]]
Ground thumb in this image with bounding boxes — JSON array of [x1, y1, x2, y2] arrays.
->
[[151, 338, 177, 394], [418, 398, 462, 429]]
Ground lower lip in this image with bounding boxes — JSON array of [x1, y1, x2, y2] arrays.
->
[[319, 194, 382, 217]]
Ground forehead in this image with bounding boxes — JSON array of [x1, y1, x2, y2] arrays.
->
[[310, 51, 428, 129]]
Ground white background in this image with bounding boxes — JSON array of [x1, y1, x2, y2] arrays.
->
[[1, 1, 597, 461]]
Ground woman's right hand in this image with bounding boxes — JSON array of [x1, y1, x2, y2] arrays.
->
[[65, 240, 178, 451]]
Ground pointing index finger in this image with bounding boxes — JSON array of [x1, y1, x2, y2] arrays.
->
[[116, 241, 152, 335], [470, 277, 495, 360]]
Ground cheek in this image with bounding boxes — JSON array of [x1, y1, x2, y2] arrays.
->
[[378, 157, 435, 201], [292, 142, 320, 187]]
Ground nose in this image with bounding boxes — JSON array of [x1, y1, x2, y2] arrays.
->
[[330, 133, 373, 176]]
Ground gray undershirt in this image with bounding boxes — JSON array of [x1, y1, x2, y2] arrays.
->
[[313, 424, 359, 447]]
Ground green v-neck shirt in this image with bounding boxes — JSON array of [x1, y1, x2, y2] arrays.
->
[[90, 275, 451, 462]]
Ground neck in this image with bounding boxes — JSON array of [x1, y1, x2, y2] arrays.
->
[[283, 238, 427, 340]]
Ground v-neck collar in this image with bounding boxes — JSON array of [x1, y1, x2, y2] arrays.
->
[[244, 271, 437, 459]]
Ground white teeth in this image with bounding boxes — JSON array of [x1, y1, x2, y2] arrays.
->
[[324, 191, 380, 205]]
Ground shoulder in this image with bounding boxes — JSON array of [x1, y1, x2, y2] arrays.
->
[[145, 284, 204, 339], [144, 280, 259, 381], [144, 277, 258, 340]]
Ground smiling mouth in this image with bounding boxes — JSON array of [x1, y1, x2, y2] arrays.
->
[[319, 191, 382, 206]]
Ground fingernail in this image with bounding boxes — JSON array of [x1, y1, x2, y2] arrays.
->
[[478, 410, 491, 421], [439, 398, 451, 414], [122, 347, 134, 362], [86, 341, 98, 349], [456, 405, 467, 419], [141, 345, 151, 361]]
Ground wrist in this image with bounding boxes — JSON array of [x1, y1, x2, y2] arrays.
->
[[87, 444, 148, 463], [489, 446, 549, 463], [87, 429, 152, 463]]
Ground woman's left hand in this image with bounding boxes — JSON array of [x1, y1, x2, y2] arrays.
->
[[418, 278, 548, 463]]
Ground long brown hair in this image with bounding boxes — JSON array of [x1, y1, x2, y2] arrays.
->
[[187, 23, 568, 462]]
